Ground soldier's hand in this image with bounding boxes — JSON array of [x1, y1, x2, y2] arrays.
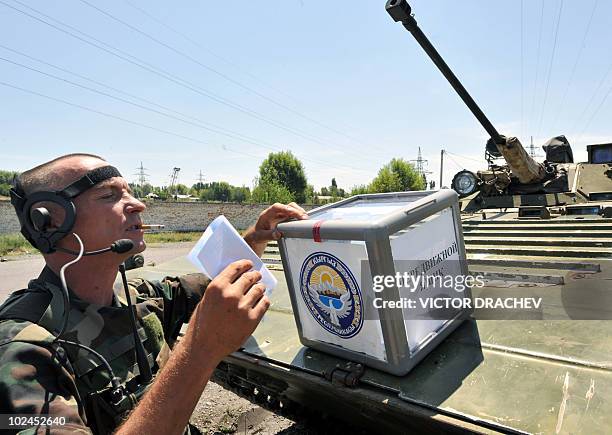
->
[[243, 202, 309, 256], [192, 260, 270, 361]]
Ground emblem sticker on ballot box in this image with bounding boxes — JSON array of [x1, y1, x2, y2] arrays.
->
[[299, 252, 363, 339]]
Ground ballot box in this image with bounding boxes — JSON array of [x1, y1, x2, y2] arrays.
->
[[277, 190, 471, 375]]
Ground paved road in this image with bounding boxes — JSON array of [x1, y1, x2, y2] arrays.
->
[[0, 242, 193, 302]]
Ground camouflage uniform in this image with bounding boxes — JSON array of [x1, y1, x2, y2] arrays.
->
[[0, 266, 209, 434]]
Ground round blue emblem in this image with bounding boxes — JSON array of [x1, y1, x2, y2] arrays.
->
[[299, 252, 363, 339]]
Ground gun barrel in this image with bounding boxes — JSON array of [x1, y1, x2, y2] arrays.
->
[[386, 0, 503, 145]]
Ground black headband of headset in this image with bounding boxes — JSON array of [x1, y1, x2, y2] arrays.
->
[[10, 165, 122, 253]]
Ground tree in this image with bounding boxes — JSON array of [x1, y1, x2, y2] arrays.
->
[[209, 181, 231, 202], [231, 186, 251, 203], [368, 158, 425, 193], [174, 184, 189, 196], [320, 187, 329, 196], [0, 183, 11, 197], [199, 188, 213, 202], [251, 178, 294, 204], [153, 186, 169, 200], [0, 170, 19, 197], [350, 184, 369, 195], [329, 178, 338, 197], [0, 170, 19, 184], [258, 151, 307, 203]]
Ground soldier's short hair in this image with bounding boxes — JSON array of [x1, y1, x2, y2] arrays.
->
[[15, 153, 106, 195]]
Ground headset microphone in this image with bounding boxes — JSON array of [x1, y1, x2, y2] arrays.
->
[[111, 239, 134, 254], [57, 238, 135, 256]]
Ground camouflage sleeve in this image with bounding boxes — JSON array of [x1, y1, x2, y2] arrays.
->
[[0, 320, 92, 434], [129, 274, 210, 345]]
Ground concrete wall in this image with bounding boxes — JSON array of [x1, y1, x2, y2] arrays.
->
[[0, 202, 20, 234], [0, 201, 316, 234]]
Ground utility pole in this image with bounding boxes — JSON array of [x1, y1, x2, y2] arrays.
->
[[528, 135, 542, 159], [169, 167, 180, 200], [132, 162, 149, 198], [410, 146, 432, 185], [439, 149, 445, 189], [196, 170, 205, 187]]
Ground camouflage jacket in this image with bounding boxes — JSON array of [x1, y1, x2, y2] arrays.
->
[[0, 266, 209, 434]]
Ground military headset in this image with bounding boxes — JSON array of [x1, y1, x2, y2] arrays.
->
[[9, 165, 124, 254]]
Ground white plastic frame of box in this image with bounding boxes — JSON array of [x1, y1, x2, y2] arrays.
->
[[277, 190, 472, 376]]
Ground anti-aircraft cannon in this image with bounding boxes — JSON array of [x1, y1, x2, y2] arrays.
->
[[386, 0, 612, 214]]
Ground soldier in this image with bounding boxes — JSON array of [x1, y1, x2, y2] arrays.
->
[[0, 153, 308, 434]]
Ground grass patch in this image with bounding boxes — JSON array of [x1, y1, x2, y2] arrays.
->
[[0, 231, 204, 256], [143, 231, 203, 244], [0, 233, 33, 257]]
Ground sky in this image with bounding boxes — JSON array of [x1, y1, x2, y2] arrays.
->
[[1, 0, 611, 191]]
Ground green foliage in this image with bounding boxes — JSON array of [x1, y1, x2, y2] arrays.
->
[[369, 166, 403, 192], [192, 182, 207, 191], [318, 178, 347, 202], [193, 182, 250, 203], [368, 158, 425, 193], [174, 183, 189, 195], [231, 186, 251, 203], [251, 178, 294, 204], [210, 182, 231, 202], [304, 184, 316, 204], [0, 183, 11, 197], [0, 233, 31, 256], [0, 170, 19, 184], [350, 184, 369, 196], [258, 151, 307, 203], [144, 231, 202, 244], [153, 186, 169, 200], [129, 182, 154, 199], [0, 170, 19, 197]]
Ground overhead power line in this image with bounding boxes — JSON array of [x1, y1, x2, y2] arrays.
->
[[520, 0, 524, 140], [0, 51, 364, 172], [134, 162, 149, 187], [576, 81, 612, 143], [444, 151, 483, 164], [536, 0, 564, 138], [0, 44, 286, 152], [2, 0, 379, 160], [528, 0, 546, 137], [551, 0, 599, 131], [78, 0, 383, 153], [569, 60, 612, 138], [0, 80, 370, 175], [0, 80, 259, 159], [123, 0, 300, 105]]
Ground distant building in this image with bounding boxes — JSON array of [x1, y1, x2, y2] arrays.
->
[[175, 194, 197, 202]]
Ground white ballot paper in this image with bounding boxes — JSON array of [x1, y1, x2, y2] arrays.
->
[[187, 215, 277, 293]]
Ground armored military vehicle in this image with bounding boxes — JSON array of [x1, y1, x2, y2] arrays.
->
[[451, 136, 612, 215], [131, 1, 612, 433]]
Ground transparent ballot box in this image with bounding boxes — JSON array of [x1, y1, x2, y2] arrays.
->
[[277, 190, 471, 375]]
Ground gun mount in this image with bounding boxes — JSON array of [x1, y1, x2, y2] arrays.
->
[[386, 0, 612, 214]]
